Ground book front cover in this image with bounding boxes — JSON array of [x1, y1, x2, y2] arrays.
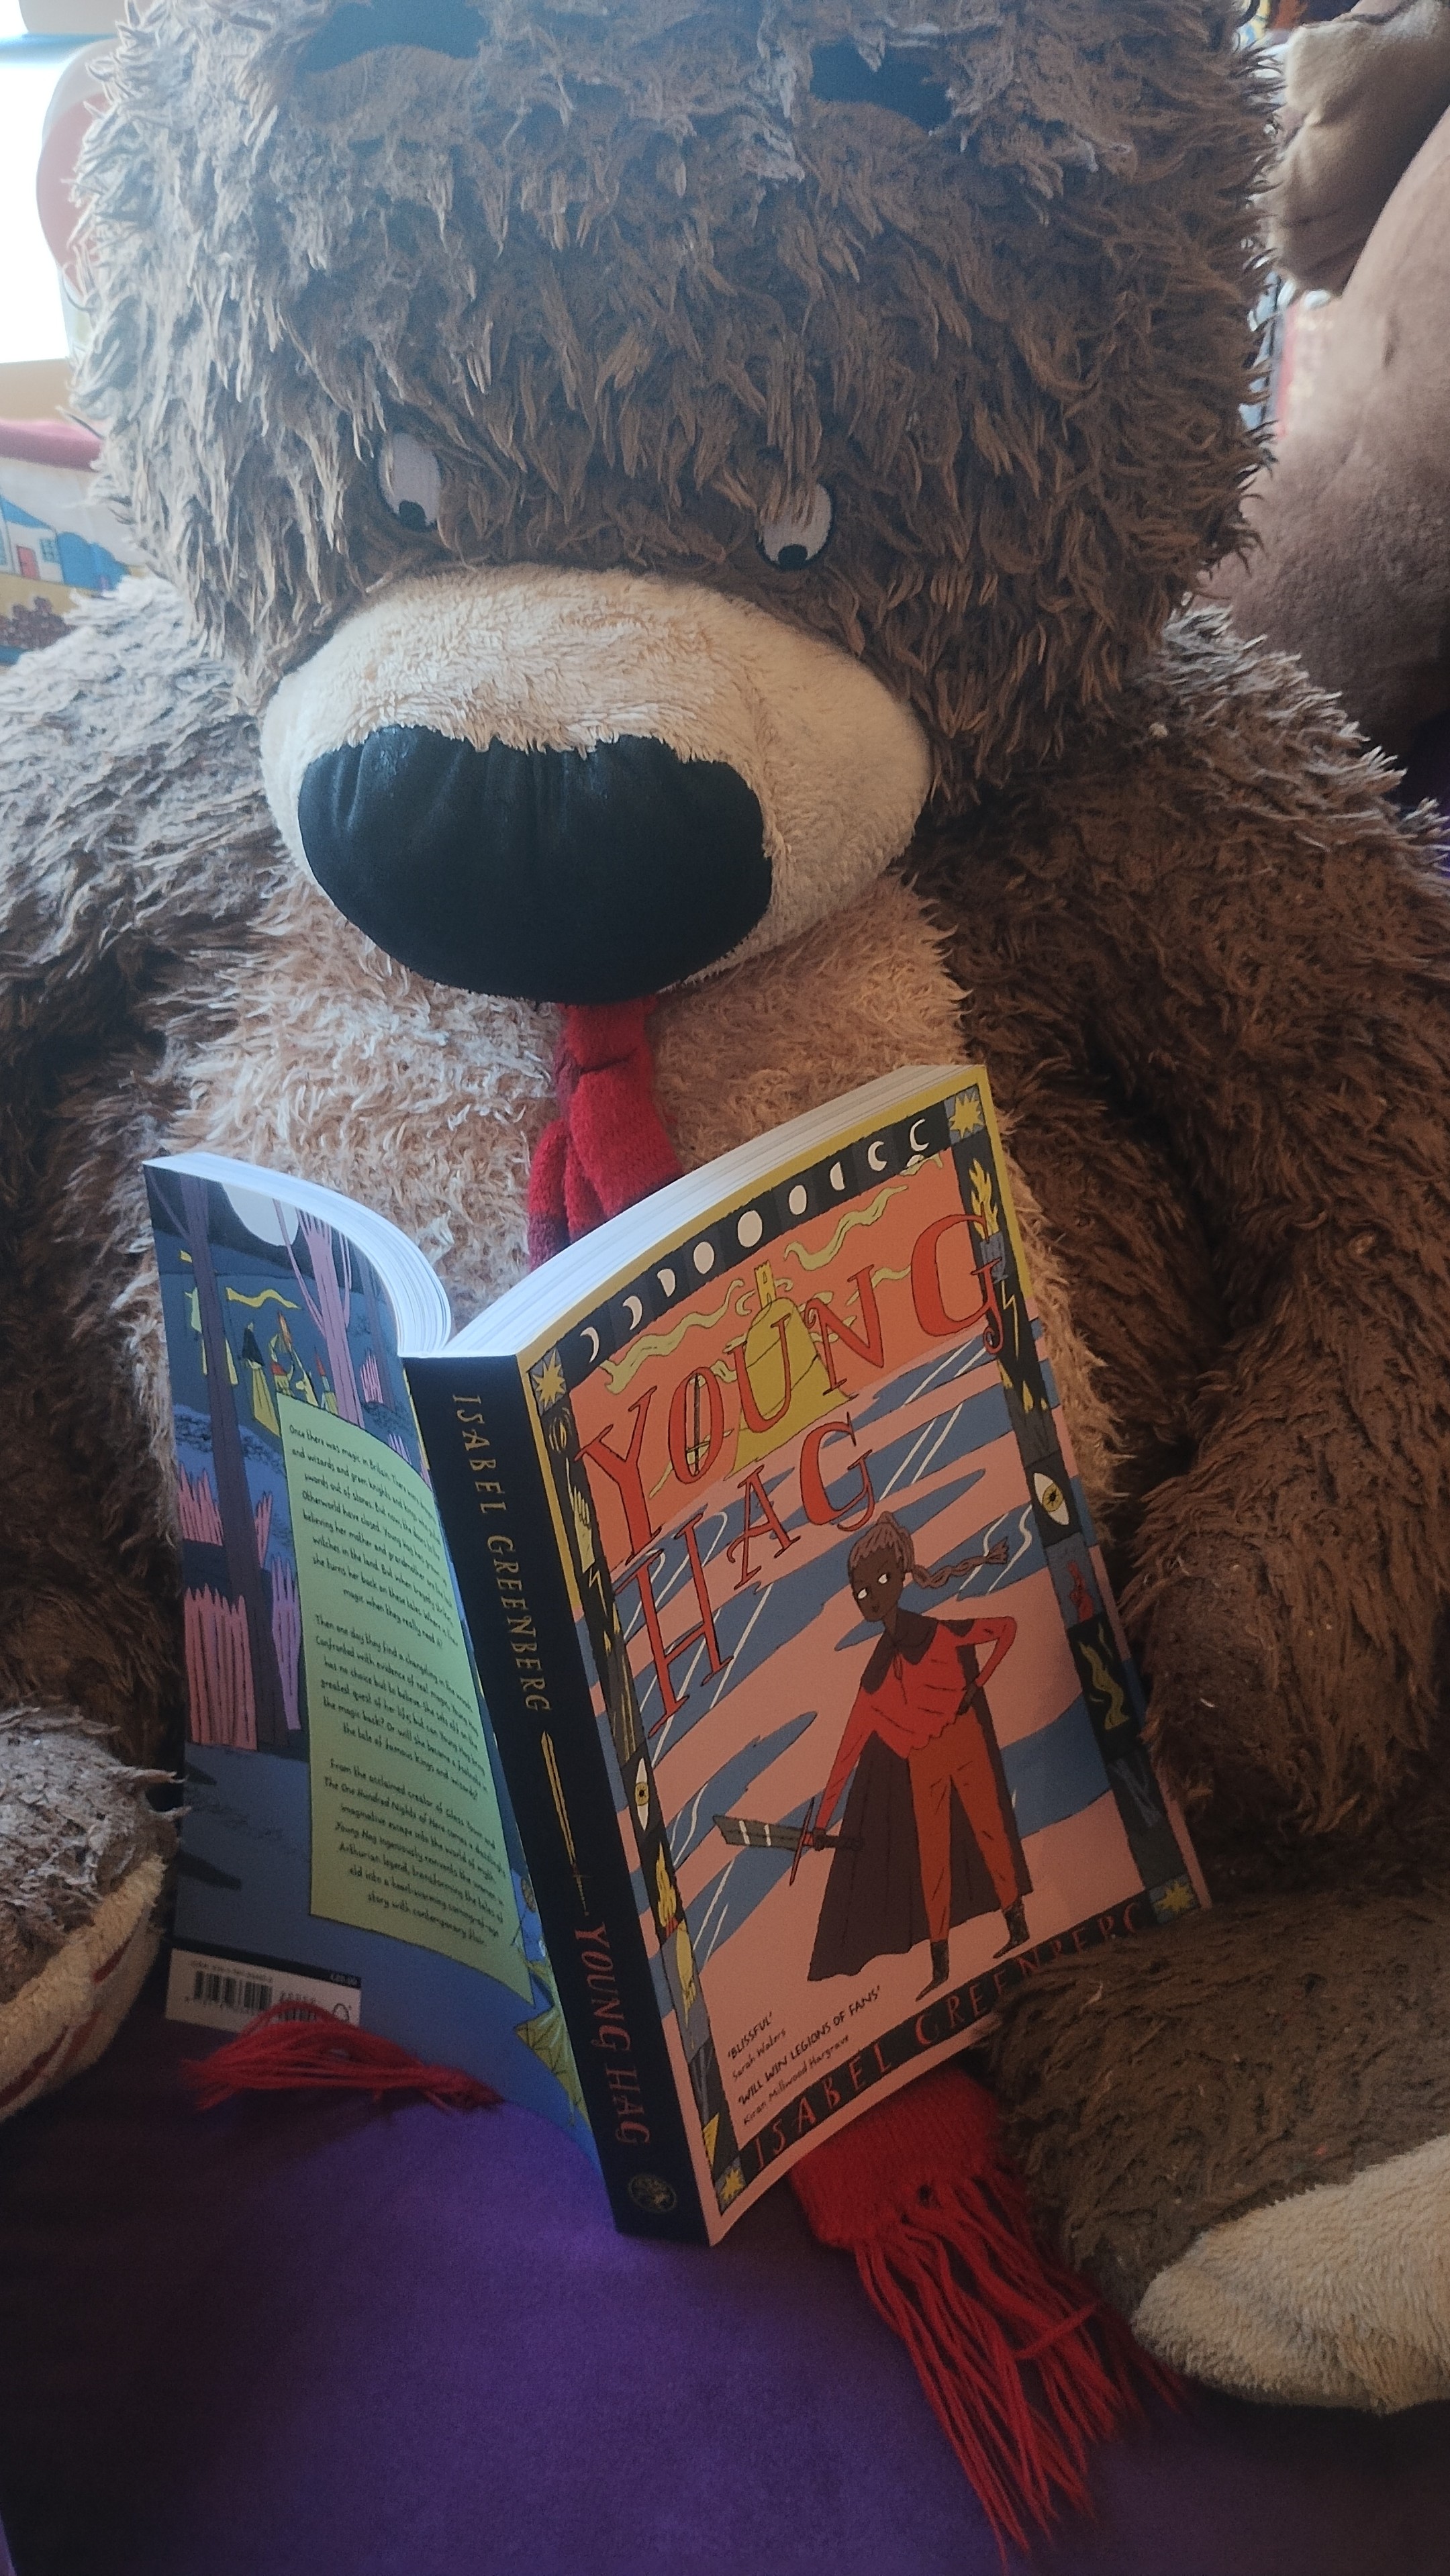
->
[[520, 1073, 1203, 2238]]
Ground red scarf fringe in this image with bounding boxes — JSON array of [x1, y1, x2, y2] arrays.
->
[[789, 2067, 1180, 2550], [184, 2000, 502, 2115]]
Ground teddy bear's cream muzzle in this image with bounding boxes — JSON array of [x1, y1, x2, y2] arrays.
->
[[258, 563, 931, 1005]]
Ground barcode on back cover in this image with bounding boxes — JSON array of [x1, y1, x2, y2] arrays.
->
[[165, 1945, 362, 2034], [191, 1967, 273, 2016]]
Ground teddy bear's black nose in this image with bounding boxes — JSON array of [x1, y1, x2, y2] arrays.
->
[[297, 726, 772, 1004]]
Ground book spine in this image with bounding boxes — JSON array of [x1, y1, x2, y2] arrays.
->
[[405, 1355, 708, 2244]]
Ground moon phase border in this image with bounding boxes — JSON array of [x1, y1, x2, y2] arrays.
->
[[557, 1092, 959, 1397]]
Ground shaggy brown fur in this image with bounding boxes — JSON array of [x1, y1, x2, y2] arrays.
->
[[917, 608, 1450, 1836], [78, 0, 1267, 798], [0, 584, 288, 1761]]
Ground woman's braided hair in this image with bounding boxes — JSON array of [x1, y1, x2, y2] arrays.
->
[[847, 1509, 994, 1595]]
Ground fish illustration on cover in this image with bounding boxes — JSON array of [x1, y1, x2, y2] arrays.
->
[[526, 1073, 1204, 2225]]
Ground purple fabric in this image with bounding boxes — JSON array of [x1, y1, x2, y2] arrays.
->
[[1, 1983, 1449, 2575]]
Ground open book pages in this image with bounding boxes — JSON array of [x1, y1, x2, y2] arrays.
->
[[148, 1065, 1204, 2242]]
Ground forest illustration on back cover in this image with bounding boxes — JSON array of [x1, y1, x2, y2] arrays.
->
[[148, 1167, 589, 2142]]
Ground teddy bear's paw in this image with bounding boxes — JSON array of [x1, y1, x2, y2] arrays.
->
[[1133, 2128, 1450, 2410], [1126, 1524, 1426, 1837], [988, 1887, 1450, 2409], [0, 1708, 175, 2122]]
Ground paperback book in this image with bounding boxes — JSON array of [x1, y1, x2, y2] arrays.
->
[[148, 1065, 1203, 2241]]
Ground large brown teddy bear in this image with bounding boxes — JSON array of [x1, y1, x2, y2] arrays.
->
[[7, 0, 1450, 2436]]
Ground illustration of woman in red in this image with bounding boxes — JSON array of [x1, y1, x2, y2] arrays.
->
[[806, 1511, 1031, 1997]]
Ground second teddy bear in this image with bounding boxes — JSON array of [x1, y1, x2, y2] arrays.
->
[[1210, 0, 1450, 751]]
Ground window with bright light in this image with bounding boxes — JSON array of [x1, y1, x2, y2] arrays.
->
[[0, 8, 77, 368]]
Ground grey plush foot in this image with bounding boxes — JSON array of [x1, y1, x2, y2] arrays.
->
[[0, 1710, 174, 2122], [987, 1889, 1450, 2408]]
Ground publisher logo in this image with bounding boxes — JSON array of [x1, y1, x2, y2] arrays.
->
[[628, 2171, 678, 2216]]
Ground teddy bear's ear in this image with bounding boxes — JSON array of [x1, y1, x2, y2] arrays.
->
[[299, 0, 487, 75]]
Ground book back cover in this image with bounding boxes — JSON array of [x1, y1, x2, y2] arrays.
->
[[146, 1161, 589, 2146]]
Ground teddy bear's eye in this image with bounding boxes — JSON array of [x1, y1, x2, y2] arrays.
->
[[758, 485, 832, 573], [301, 0, 486, 74], [378, 434, 442, 532], [810, 44, 951, 134]]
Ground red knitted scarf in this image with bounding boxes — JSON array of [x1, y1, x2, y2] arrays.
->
[[526, 999, 682, 1267]]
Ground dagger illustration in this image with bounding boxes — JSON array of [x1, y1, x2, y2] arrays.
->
[[714, 1796, 863, 1887]]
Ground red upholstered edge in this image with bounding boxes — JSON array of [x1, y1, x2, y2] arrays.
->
[[0, 419, 101, 468]]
